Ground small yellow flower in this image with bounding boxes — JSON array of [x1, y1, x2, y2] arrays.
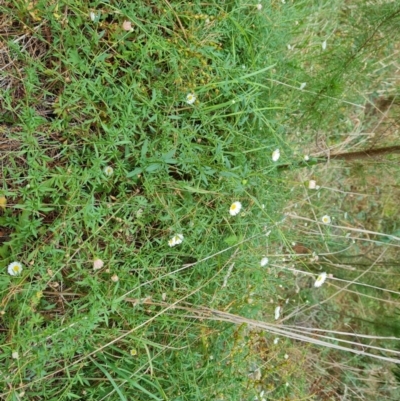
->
[[130, 349, 137, 356], [229, 201, 242, 216], [7, 262, 23, 276], [0, 195, 6, 209]]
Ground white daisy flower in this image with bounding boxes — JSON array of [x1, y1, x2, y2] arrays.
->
[[93, 258, 104, 270], [308, 179, 317, 189], [300, 82, 307, 90], [173, 234, 184, 245], [168, 234, 184, 247], [304, 155, 309, 161], [321, 215, 331, 224], [122, 20, 133, 32], [272, 149, 280, 162], [229, 201, 242, 216], [186, 93, 196, 105], [12, 351, 19, 359], [256, 3, 262, 10], [8, 261, 23, 276], [314, 272, 327, 287], [260, 257, 269, 267], [104, 166, 114, 177], [274, 306, 281, 320], [273, 337, 280, 344]]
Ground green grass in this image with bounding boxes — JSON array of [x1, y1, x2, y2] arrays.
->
[[1, 0, 400, 400]]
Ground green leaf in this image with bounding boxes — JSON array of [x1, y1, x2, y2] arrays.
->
[[145, 163, 162, 173], [224, 235, 238, 246], [127, 167, 143, 177]]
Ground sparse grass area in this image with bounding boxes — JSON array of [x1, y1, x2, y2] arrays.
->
[[1, 0, 400, 400]]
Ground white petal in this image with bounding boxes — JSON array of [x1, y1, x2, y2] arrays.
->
[[272, 149, 280, 162], [314, 272, 327, 287], [174, 234, 184, 245]]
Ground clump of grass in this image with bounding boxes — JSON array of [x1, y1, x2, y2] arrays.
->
[[0, 1, 293, 399]]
